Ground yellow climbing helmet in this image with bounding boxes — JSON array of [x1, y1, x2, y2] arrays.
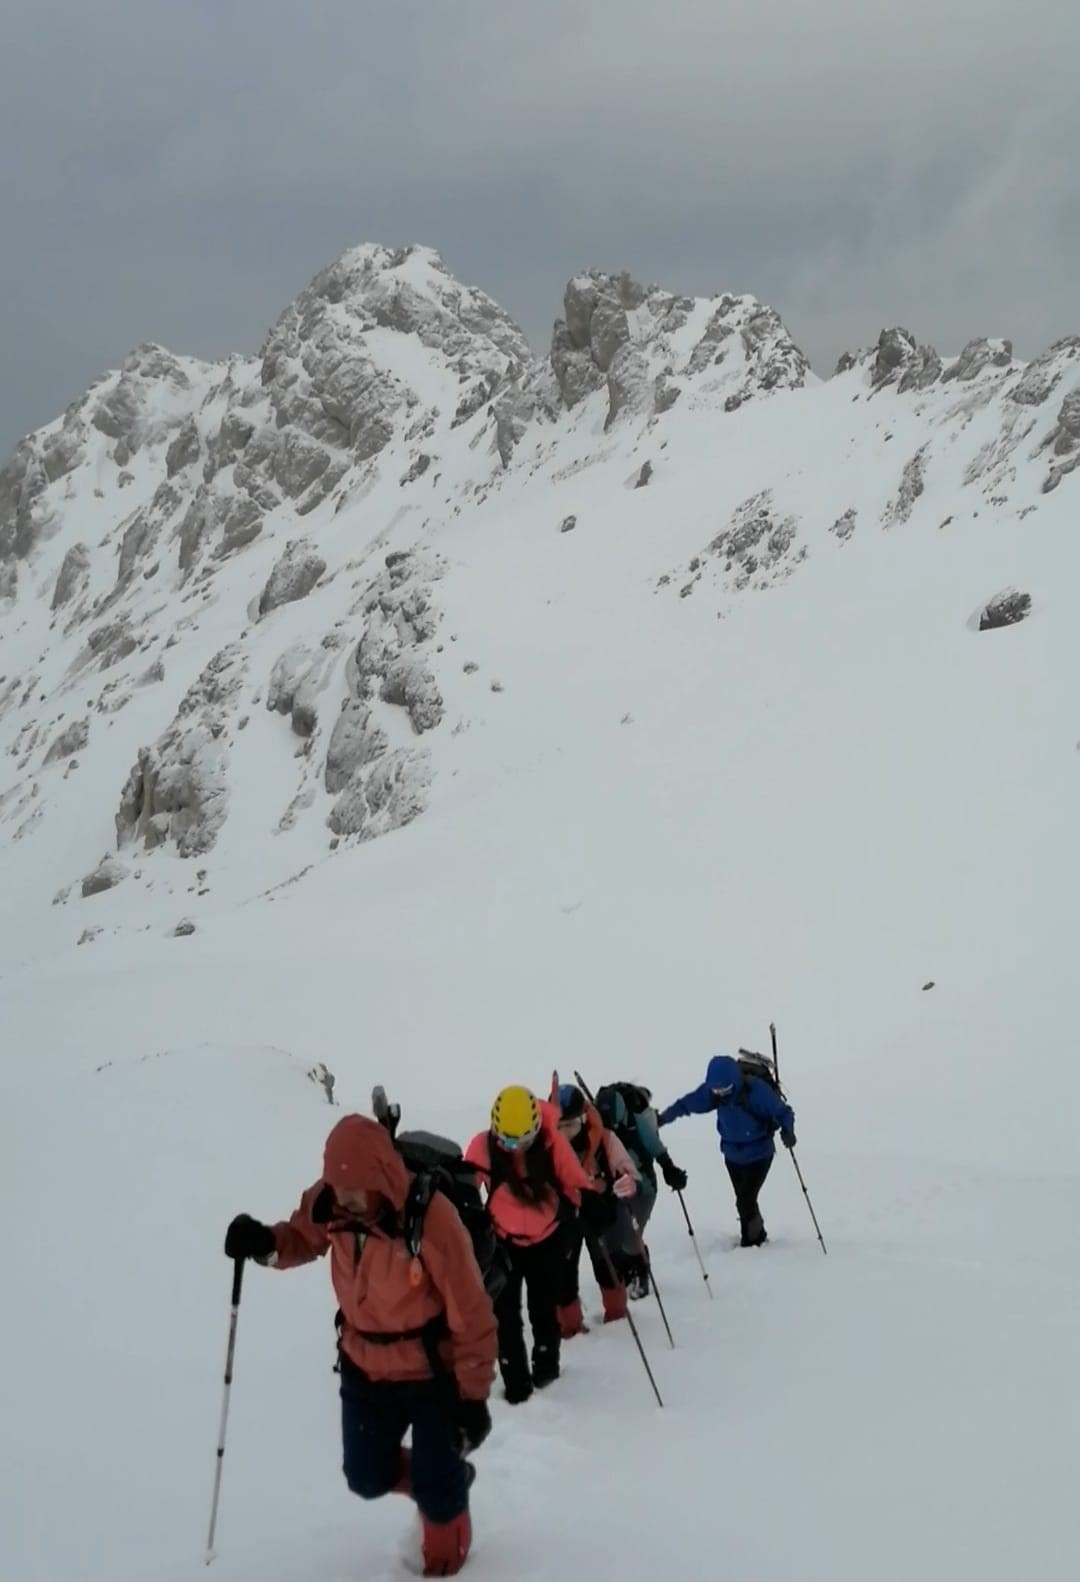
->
[[490, 1085, 541, 1151]]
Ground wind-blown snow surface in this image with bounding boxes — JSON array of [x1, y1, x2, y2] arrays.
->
[[2, 251, 1079, 1581]]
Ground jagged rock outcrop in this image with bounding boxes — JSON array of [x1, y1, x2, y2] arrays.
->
[[267, 644, 332, 739], [865, 328, 943, 393], [943, 338, 1013, 383], [379, 656, 444, 733], [166, 418, 201, 477], [886, 447, 929, 526], [258, 538, 327, 616], [1008, 337, 1080, 407], [327, 747, 432, 838], [325, 700, 388, 793], [43, 717, 90, 766], [1040, 390, 1080, 492], [116, 646, 245, 856]]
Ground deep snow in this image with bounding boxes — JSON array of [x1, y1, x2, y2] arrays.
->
[[2, 256, 1079, 1581]]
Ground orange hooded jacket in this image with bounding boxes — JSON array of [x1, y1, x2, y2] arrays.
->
[[269, 1115, 496, 1402]]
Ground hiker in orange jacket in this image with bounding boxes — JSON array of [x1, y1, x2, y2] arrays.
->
[[225, 1114, 496, 1579]]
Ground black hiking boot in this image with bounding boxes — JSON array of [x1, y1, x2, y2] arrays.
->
[[531, 1345, 560, 1390]]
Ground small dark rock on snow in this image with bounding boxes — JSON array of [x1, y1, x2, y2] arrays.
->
[[979, 590, 1031, 631]]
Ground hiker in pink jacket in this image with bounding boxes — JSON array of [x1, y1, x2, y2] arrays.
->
[[465, 1086, 591, 1404]]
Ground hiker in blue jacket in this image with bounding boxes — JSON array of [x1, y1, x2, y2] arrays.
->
[[657, 1054, 795, 1247]]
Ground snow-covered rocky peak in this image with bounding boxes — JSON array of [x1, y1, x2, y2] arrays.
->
[[2, 238, 1079, 948], [547, 267, 811, 427]]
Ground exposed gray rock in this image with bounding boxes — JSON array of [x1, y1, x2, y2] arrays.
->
[[942, 338, 1013, 383], [171, 919, 197, 937], [591, 297, 631, 373], [871, 328, 918, 388], [0, 438, 52, 561], [559, 515, 577, 534], [40, 424, 85, 484], [708, 490, 801, 589], [979, 590, 1031, 630], [1008, 336, 1080, 406], [81, 855, 130, 897], [400, 452, 432, 486], [634, 461, 653, 489], [886, 447, 928, 526], [379, 656, 444, 733], [0, 563, 16, 601], [117, 510, 158, 584], [268, 644, 319, 715], [258, 537, 327, 616], [138, 657, 166, 686], [214, 493, 264, 558], [551, 321, 605, 408], [327, 747, 432, 838], [166, 418, 201, 476], [606, 344, 651, 428], [43, 717, 90, 765], [1041, 390, 1080, 491], [116, 645, 244, 856], [325, 699, 388, 792], [564, 276, 599, 348], [491, 382, 537, 466], [898, 345, 943, 393], [830, 508, 857, 542], [653, 374, 682, 414]]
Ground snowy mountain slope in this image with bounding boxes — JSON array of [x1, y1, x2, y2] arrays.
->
[[2, 247, 1079, 1582]]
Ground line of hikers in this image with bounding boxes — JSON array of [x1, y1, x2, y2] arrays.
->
[[224, 1051, 797, 1576]]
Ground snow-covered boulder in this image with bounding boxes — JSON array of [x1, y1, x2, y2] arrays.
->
[[327, 747, 431, 838], [325, 701, 388, 793], [258, 538, 327, 616], [81, 855, 129, 897]]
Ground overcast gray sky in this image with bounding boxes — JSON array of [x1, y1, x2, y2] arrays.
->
[[2, 0, 1077, 457]]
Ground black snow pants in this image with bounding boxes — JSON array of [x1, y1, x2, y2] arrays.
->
[[726, 1156, 773, 1245], [494, 1231, 564, 1399]]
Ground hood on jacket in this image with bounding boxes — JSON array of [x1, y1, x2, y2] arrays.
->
[[322, 1115, 411, 1211], [705, 1055, 742, 1099]]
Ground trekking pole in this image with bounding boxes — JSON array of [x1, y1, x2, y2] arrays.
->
[[768, 1025, 827, 1255], [205, 1258, 245, 1564], [675, 1189, 713, 1298], [595, 1235, 665, 1408], [571, 1071, 666, 1401], [790, 1149, 828, 1255], [572, 1071, 675, 1349], [631, 1210, 675, 1349]]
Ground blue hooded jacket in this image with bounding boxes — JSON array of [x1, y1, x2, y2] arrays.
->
[[657, 1055, 795, 1166]]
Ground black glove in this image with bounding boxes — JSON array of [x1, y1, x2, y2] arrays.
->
[[456, 1397, 492, 1454], [224, 1213, 277, 1261], [659, 1156, 688, 1192], [780, 1128, 796, 1150]]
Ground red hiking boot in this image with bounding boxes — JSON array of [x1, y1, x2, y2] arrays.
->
[[602, 1283, 628, 1323], [557, 1298, 588, 1338], [422, 1509, 472, 1577]]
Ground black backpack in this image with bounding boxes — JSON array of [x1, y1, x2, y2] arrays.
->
[[735, 1048, 787, 1106], [394, 1128, 511, 1307], [594, 1081, 657, 1172]]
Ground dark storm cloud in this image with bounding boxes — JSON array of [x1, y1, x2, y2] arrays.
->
[[2, 0, 1077, 454]]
